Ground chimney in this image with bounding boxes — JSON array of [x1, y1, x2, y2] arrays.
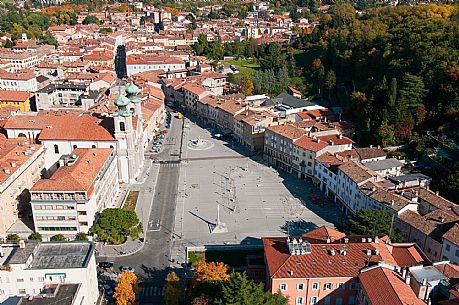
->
[[290, 270, 294, 276], [370, 145, 373, 148], [390, 200, 395, 206], [344, 238, 349, 243], [0, 245, 3, 258], [439, 216, 444, 223], [374, 249, 379, 255], [339, 134, 343, 139], [366, 249, 372, 256], [329, 249, 335, 256], [422, 278, 427, 286], [435, 191, 439, 196], [326, 237, 331, 243], [19, 240, 26, 249], [402, 267, 407, 279]]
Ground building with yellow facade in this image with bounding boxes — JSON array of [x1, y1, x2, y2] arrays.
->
[[0, 90, 31, 112]]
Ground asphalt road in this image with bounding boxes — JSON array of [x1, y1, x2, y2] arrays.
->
[[101, 112, 183, 305]]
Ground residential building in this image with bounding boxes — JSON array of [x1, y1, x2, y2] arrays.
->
[[264, 124, 304, 172], [364, 158, 404, 178], [0, 69, 37, 92], [0, 137, 45, 237], [314, 152, 344, 201], [30, 148, 119, 239], [0, 90, 31, 112], [292, 133, 353, 179], [441, 223, 459, 264], [336, 161, 382, 215], [263, 226, 427, 305], [182, 83, 213, 114], [0, 241, 98, 305], [397, 209, 459, 262], [126, 55, 186, 76], [35, 84, 100, 110]]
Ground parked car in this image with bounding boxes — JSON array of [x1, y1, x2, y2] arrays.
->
[[120, 266, 135, 273], [98, 262, 114, 269]]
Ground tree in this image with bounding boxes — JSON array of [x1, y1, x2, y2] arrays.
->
[[165, 272, 182, 305], [75, 232, 88, 241], [194, 260, 230, 283], [91, 208, 142, 244], [346, 209, 402, 242], [378, 120, 395, 147], [82, 15, 102, 25], [194, 33, 208, 56], [114, 271, 140, 305], [115, 45, 127, 80], [41, 32, 58, 47], [241, 75, 254, 96], [28, 232, 43, 241], [216, 273, 288, 305], [192, 294, 211, 305], [50, 234, 66, 242], [6, 234, 19, 242]]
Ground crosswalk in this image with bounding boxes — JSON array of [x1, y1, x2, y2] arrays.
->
[[160, 163, 180, 168], [139, 285, 165, 298]]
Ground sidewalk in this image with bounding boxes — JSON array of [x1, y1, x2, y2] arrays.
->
[[96, 162, 161, 258]]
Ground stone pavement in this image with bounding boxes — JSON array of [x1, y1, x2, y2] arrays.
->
[[96, 161, 160, 258]]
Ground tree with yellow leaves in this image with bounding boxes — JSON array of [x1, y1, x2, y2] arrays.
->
[[194, 260, 230, 282], [114, 271, 140, 305], [165, 272, 182, 305]]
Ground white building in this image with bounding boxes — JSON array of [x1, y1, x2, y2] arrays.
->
[[0, 70, 37, 92], [30, 148, 119, 239], [126, 54, 186, 76], [0, 241, 98, 305], [365, 158, 404, 178], [441, 224, 459, 264]]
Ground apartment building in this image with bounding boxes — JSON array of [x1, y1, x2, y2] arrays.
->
[[364, 158, 404, 178], [0, 138, 45, 237], [336, 161, 383, 215], [314, 153, 344, 201], [126, 54, 186, 76], [397, 209, 459, 262], [35, 83, 102, 110], [0, 241, 98, 305], [264, 124, 304, 172], [0, 69, 37, 92], [292, 134, 353, 179], [263, 226, 427, 305], [0, 51, 39, 72], [182, 83, 213, 114], [30, 148, 119, 239]]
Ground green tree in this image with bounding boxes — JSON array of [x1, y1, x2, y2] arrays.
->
[[165, 272, 182, 305], [6, 234, 19, 242], [41, 32, 58, 47], [91, 208, 142, 245], [241, 75, 254, 96], [50, 234, 66, 242], [216, 273, 288, 305], [82, 15, 102, 25], [28, 232, 43, 241], [378, 120, 395, 147], [194, 33, 208, 56], [75, 232, 88, 241], [346, 209, 402, 242]]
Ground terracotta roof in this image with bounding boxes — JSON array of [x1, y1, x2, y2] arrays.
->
[[435, 263, 459, 281], [359, 267, 425, 305], [31, 148, 113, 193], [398, 210, 459, 242], [263, 236, 381, 279], [338, 161, 376, 184], [0, 69, 36, 81], [417, 188, 457, 211], [4, 115, 47, 129], [293, 135, 328, 152], [37, 115, 115, 141], [443, 223, 459, 246], [182, 82, 209, 96], [360, 181, 413, 212], [355, 147, 386, 160], [390, 245, 425, 267], [267, 124, 304, 140], [301, 226, 346, 242], [0, 137, 42, 185], [0, 90, 30, 102]]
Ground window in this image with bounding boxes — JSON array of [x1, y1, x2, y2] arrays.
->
[[324, 296, 331, 305], [78, 211, 87, 215], [30, 277, 34, 282], [348, 296, 356, 305], [92, 145, 96, 148], [54, 144, 59, 154], [446, 244, 451, 251], [338, 282, 345, 290], [280, 284, 287, 291], [120, 121, 126, 132], [350, 282, 359, 290], [73, 145, 77, 150], [17, 278, 24, 282], [296, 297, 304, 305], [18, 289, 26, 295], [455, 250, 459, 257], [310, 297, 318, 305], [335, 297, 343, 305], [325, 283, 333, 290], [312, 282, 319, 290], [297, 283, 304, 291]]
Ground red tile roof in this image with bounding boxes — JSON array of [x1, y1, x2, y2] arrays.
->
[[37, 115, 115, 141], [359, 267, 425, 305], [267, 124, 304, 140], [31, 148, 113, 193], [301, 226, 346, 242], [443, 223, 459, 246], [0, 90, 30, 102]]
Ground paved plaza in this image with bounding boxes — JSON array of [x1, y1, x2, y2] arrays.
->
[[173, 118, 345, 252]]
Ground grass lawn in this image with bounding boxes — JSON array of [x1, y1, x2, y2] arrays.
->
[[293, 45, 323, 69], [222, 59, 260, 77], [123, 191, 139, 212]]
